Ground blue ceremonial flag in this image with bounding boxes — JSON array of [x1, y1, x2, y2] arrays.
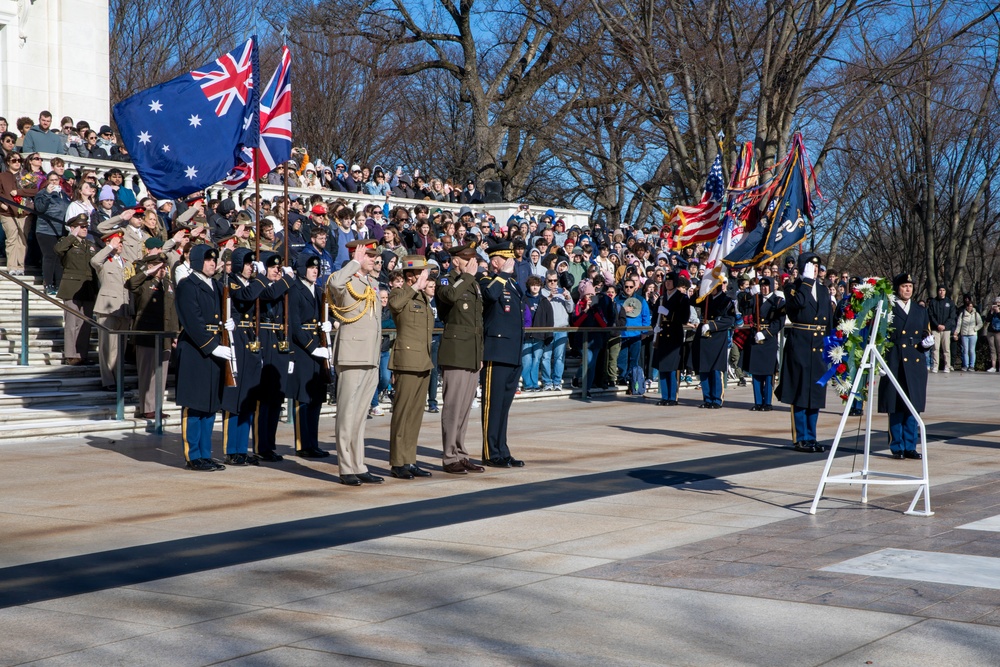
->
[[723, 133, 816, 269], [113, 39, 260, 199]]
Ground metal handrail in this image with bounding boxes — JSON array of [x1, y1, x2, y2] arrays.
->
[[1, 270, 177, 433]]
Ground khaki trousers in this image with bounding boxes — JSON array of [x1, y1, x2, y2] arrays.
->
[[0, 214, 28, 271], [931, 330, 952, 371], [136, 345, 170, 414], [96, 314, 131, 386], [63, 298, 94, 361], [440, 367, 478, 464], [389, 370, 430, 467], [335, 365, 379, 475]]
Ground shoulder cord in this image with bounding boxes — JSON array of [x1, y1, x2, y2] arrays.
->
[[329, 279, 376, 324]]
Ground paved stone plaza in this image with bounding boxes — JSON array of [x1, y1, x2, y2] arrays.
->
[[1, 374, 999, 666]]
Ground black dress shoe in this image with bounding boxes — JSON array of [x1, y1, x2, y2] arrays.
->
[[750, 405, 762, 411], [903, 450, 922, 459], [207, 459, 227, 470], [357, 472, 384, 484], [225, 454, 249, 466], [297, 449, 327, 459], [699, 402, 712, 409], [656, 399, 670, 406], [890, 452, 905, 460], [762, 405, 773, 411], [849, 408, 864, 417], [391, 466, 414, 479], [257, 451, 284, 462], [793, 442, 814, 453], [408, 464, 432, 477], [505, 457, 525, 467], [186, 458, 217, 471], [483, 457, 512, 468], [340, 474, 362, 486], [710, 404, 721, 409], [811, 442, 827, 453]]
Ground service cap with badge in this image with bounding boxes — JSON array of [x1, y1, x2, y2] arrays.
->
[[400, 255, 427, 272], [486, 240, 515, 259], [893, 272, 914, 291], [345, 239, 379, 257]]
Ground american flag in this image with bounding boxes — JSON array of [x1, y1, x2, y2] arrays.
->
[[224, 46, 292, 190], [670, 153, 725, 248]]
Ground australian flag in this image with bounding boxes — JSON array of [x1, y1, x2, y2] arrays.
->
[[723, 134, 816, 268], [113, 39, 260, 200]]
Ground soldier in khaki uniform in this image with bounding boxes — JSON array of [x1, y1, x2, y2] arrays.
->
[[91, 229, 133, 390], [387, 255, 435, 479], [327, 239, 384, 486], [56, 214, 99, 365], [436, 241, 486, 474]]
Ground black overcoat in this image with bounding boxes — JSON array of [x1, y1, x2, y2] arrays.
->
[[175, 275, 225, 412], [653, 289, 691, 373], [693, 291, 735, 373], [742, 293, 785, 376], [878, 302, 932, 413], [776, 277, 832, 409], [288, 279, 327, 404], [220, 273, 265, 415]]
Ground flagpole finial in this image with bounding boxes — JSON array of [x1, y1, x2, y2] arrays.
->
[[281, 26, 289, 45]]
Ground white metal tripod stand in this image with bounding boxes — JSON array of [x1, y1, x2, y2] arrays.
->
[[809, 301, 933, 516]]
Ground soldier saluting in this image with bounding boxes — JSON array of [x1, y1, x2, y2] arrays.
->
[[480, 240, 525, 468], [436, 240, 486, 474]]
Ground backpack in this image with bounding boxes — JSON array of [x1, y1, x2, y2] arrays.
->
[[629, 365, 647, 396]]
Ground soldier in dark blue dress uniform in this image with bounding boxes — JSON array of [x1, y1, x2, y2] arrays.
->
[[175, 245, 231, 471], [220, 247, 264, 466], [776, 253, 832, 452], [742, 277, 784, 411], [480, 240, 526, 468], [693, 283, 736, 408], [652, 271, 690, 406], [288, 254, 333, 458], [878, 273, 934, 459], [253, 251, 296, 462]]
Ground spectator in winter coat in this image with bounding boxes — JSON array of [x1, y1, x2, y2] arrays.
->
[[22, 111, 67, 155], [953, 298, 984, 371], [927, 286, 958, 372]]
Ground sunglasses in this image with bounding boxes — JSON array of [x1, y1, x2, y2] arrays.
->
[[30, 157, 42, 161], [546, 279, 558, 283], [8, 159, 21, 164], [63, 126, 73, 130]]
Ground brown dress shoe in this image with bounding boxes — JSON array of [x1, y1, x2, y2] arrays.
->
[[461, 458, 485, 473], [442, 461, 468, 474]]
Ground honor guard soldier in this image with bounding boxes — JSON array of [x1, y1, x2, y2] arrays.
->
[[386, 255, 435, 479], [436, 241, 486, 474], [288, 254, 333, 458], [694, 280, 736, 408], [327, 239, 384, 486], [219, 248, 265, 465], [253, 251, 296, 462], [127, 253, 175, 419], [878, 273, 934, 460], [56, 214, 99, 366], [175, 245, 232, 471], [776, 253, 832, 452], [480, 240, 526, 468], [91, 229, 132, 390], [743, 277, 785, 411], [652, 271, 691, 406]]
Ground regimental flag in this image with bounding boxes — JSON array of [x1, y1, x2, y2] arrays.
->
[[698, 142, 757, 301], [224, 45, 292, 190], [669, 152, 725, 249], [113, 39, 260, 199], [723, 133, 817, 269]]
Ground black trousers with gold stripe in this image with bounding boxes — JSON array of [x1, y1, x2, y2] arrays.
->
[[293, 400, 322, 453], [480, 361, 519, 462]]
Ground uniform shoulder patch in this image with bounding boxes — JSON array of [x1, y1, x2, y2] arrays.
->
[[439, 277, 449, 285]]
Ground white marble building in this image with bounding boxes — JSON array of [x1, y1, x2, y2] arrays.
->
[[0, 0, 109, 125]]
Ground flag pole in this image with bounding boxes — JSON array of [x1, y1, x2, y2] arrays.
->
[[254, 148, 261, 346]]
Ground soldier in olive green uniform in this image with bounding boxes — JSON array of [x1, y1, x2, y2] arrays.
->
[[387, 256, 435, 479], [127, 253, 177, 418], [56, 214, 99, 365], [435, 241, 486, 474]]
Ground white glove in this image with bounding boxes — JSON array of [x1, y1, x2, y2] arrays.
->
[[282, 266, 294, 277], [755, 331, 765, 343], [212, 345, 233, 360], [252, 261, 265, 275], [311, 347, 330, 360], [701, 324, 710, 336], [751, 285, 760, 295], [653, 325, 662, 336], [803, 262, 817, 280], [657, 305, 670, 317], [320, 321, 332, 333], [921, 335, 934, 348], [224, 318, 235, 332]]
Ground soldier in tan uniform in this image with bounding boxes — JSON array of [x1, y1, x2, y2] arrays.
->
[[56, 214, 99, 366], [436, 241, 486, 474], [91, 229, 134, 390], [387, 255, 435, 479], [327, 239, 384, 486]]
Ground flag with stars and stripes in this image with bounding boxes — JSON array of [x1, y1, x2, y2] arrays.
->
[[669, 152, 725, 249], [223, 45, 292, 190], [113, 38, 260, 199]]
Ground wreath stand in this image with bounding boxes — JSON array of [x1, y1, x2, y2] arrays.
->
[[809, 302, 933, 516]]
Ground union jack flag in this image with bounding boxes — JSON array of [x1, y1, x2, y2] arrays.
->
[[224, 46, 292, 190], [192, 40, 256, 117], [670, 153, 725, 249]]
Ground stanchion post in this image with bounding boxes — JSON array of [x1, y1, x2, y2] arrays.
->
[[115, 333, 124, 421], [20, 286, 29, 366]]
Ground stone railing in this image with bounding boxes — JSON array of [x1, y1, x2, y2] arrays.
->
[[34, 153, 592, 228]]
